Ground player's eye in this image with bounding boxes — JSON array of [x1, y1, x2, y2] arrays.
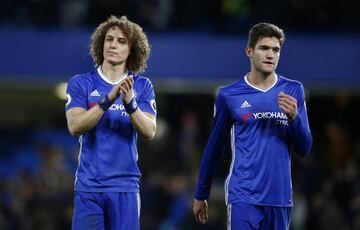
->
[[118, 38, 127, 44], [273, 48, 280, 53], [259, 46, 270, 50]]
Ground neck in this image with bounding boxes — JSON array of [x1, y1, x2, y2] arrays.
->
[[247, 72, 276, 90], [101, 61, 128, 82]]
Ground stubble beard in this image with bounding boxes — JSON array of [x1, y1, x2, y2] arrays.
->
[[254, 64, 273, 79]]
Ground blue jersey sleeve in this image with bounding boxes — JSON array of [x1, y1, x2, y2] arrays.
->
[[138, 78, 157, 116], [289, 84, 312, 156], [194, 89, 232, 200], [66, 75, 88, 111]]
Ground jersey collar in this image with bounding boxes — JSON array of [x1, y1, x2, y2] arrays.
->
[[97, 66, 129, 85], [244, 74, 278, 92]]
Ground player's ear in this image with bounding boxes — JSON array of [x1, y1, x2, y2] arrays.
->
[[245, 46, 252, 58]]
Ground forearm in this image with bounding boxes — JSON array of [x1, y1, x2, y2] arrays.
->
[[195, 126, 229, 200], [130, 110, 156, 140], [195, 164, 214, 200], [195, 143, 223, 200], [290, 115, 312, 157], [66, 105, 104, 136]]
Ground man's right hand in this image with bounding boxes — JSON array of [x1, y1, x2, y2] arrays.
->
[[107, 81, 124, 102], [193, 199, 209, 224]]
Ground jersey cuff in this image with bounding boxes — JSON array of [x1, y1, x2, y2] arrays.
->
[[194, 188, 210, 201], [289, 115, 301, 129]]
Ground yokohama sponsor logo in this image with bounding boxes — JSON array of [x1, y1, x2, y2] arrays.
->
[[253, 112, 288, 120], [109, 104, 125, 111], [88, 103, 125, 111]]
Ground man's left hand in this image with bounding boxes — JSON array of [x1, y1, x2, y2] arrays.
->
[[120, 75, 135, 104], [278, 91, 297, 121]]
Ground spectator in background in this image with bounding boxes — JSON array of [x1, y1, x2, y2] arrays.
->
[[65, 15, 157, 230], [193, 23, 312, 229]]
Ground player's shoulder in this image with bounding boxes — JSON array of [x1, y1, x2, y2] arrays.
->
[[220, 78, 243, 90], [278, 74, 304, 89], [217, 78, 245, 97], [132, 73, 153, 87], [278, 74, 306, 99], [68, 69, 97, 84], [133, 73, 151, 82]]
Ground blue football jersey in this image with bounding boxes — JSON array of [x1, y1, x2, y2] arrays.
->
[[66, 67, 157, 192], [195, 74, 312, 207]]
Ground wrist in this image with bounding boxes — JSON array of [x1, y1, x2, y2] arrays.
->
[[98, 95, 113, 111], [289, 114, 297, 123], [124, 97, 138, 115]]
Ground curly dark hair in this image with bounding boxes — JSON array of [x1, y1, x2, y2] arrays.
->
[[90, 15, 150, 73], [247, 23, 285, 49]]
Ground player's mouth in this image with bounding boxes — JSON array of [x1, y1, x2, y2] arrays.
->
[[263, 61, 273, 65], [107, 51, 118, 55]]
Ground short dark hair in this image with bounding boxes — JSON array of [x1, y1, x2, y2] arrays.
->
[[90, 15, 150, 73], [247, 23, 285, 49]]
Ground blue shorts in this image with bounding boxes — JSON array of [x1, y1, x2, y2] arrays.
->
[[227, 202, 291, 230], [72, 191, 140, 230]]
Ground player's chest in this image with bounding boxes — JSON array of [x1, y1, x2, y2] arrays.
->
[[86, 84, 139, 120], [229, 93, 289, 126]]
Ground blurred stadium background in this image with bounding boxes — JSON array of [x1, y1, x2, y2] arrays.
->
[[0, 0, 359, 229]]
